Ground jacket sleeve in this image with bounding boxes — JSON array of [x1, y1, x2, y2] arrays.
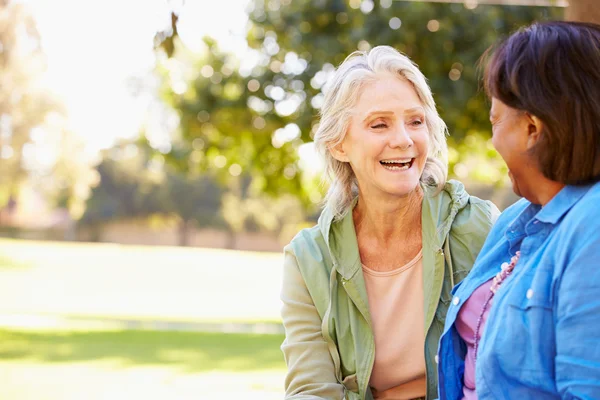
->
[[280, 248, 345, 400], [555, 236, 600, 399]]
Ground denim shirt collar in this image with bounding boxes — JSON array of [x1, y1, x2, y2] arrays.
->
[[506, 184, 593, 241], [535, 184, 593, 224]]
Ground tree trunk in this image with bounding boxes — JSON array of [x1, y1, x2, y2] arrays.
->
[[225, 227, 237, 250], [63, 221, 76, 241], [565, 0, 600, 24], [0, 195, 16, 229], [178, 219, 191, 247]]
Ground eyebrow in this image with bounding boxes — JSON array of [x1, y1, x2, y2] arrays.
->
[[361, 107, 425, 123]]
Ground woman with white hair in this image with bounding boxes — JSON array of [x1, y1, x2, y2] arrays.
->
[[280, 46, 498, 400]]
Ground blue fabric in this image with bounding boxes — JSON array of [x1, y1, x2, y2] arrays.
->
[[437, 182, 600, 400]]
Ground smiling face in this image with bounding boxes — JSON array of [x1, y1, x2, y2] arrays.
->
[[330, 73, 430, 200], [490, 97, 538, 199]]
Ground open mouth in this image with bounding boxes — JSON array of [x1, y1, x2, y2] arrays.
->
[[380, 158, 414, 171]]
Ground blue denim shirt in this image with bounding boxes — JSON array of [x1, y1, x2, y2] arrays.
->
[[437, 182, 600, 400]]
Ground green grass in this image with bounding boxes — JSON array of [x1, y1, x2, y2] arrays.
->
[[0, 329, 286, 373], [0, 328, 287, 399], [0, 238, 283, 323], [0, 240, 287, 399], [0, 253, 31, 269]]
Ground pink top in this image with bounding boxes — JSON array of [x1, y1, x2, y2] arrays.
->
[[455, 278, 494, 400]]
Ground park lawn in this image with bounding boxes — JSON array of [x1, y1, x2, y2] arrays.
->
[[0, 328, 287, 400], [0, 238, 284, 324], [0, 239, 288, 398]]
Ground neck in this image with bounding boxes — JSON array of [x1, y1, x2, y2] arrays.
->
[[353, 186, 423, 244], [527, 173, 565, 206], [537, 182, 565, 206]]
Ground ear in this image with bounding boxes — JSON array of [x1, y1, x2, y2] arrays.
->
[[329, 142, 350, 163], [525, 112, 544, 149]]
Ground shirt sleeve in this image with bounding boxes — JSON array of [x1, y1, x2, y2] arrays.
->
[[555, 237, 600, 399], [280, 249, 345, 400]]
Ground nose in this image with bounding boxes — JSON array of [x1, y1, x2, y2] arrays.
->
[[389, 125, 413, 150]]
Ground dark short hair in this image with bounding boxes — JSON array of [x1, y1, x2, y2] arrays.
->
[[483, 21, 600, 185]]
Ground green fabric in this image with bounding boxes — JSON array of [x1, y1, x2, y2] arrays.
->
[[282, 180, 499, 400]]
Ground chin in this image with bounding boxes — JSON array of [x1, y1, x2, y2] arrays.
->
[[385, 181, 421, 198], [511, 184, 522, 198], [508, 171, 523, 198]]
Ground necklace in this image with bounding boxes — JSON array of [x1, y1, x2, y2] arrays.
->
[[473, 251, 521, 362]]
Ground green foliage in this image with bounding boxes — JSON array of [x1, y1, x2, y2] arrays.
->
[[82, 137, 308, 244], [81, 141, 224, 230], [145, 1, 565, 236], [155, 35, 307, 202], [245, 0, 563, 183]]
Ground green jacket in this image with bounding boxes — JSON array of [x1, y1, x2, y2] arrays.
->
[[280, 180, 499, 400]]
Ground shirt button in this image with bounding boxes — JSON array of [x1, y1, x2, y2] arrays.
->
[[342, 280, 347, 286], [452, 296, 460, 306], [526, 289, 534, 299], [435, 355, 439, 364]]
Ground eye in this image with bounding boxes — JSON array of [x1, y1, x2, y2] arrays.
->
[[409, 118, 424, 127], [371, 120, 388, 129], [370, 122, 387, 129]]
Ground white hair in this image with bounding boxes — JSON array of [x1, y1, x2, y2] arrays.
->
[[313, 45, 448, 220]]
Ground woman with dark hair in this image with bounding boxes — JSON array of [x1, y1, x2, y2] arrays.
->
[[437, 21, 600, 399]]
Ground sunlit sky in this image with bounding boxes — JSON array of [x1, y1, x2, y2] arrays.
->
[[23, 0, 250, 152]]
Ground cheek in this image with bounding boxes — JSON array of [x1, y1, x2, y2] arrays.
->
[[491, 134, 501, 153], [415, 129, 430, 160], [491, 130, 509, 157]]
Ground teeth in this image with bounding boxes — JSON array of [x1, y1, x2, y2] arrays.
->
[[381, 159, 412, 164], [382, 164, 409, 171]]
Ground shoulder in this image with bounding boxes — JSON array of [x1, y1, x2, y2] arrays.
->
[[556, 183, 600, 256], [285, 224, 327, 262], [497, 197, 530, 227], [472, 197, 530, 247], [564, 183, 600, 229], [284, 221, 333, 285], [462, 198, 530, 264], [444, 180, 500, 236]]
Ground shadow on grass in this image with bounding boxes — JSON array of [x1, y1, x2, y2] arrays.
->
[[0, 329, 285, 373]]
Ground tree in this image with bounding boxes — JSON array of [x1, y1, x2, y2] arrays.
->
[[244, 0, 562, 183], [154, 18, 313, 203], [81, 139, 227, 246], [162, 168, 225, 246], [81, 144, 164, 227], [152, 17, 319, 243], [0, 0, 62, 215], [149, 1, 565, 242]]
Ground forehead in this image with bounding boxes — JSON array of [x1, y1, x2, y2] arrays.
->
[[490, 97, 512, 116], [353, 73, 422, 113]]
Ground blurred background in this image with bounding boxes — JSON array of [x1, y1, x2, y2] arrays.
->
[[0, 0, 596, 399]]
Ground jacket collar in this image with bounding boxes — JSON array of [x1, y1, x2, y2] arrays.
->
[[317, 197, 361, 280], [317, 180, 470, 280]]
